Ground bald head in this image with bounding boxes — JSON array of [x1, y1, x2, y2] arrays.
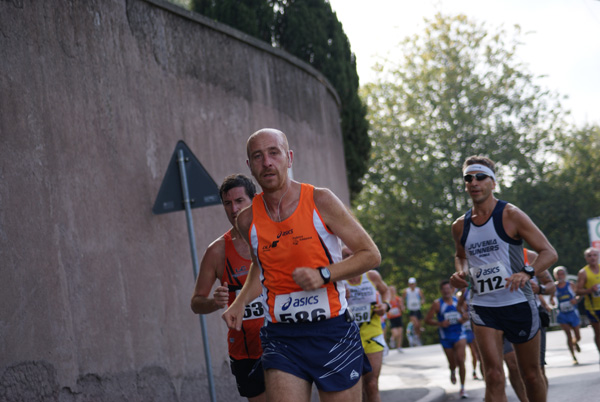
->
[[246, 128, 289, 159]]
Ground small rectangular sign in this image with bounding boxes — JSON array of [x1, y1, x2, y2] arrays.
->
[[588, 216, 600, 249]]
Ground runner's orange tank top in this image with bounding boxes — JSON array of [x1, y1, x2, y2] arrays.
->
[[249, 183, 347, 324], [387, 295, 403, 319], [221, 230, 263, 360]]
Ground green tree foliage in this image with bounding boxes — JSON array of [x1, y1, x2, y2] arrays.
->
[[191, 0, 274, 42], [354, 14, 566, 300], [274, 1, 369, 198], [191, 0, 370, 198], [504, 125, 600, 272]]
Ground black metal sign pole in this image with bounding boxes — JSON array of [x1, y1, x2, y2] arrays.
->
[[177, 149, 217, 402]]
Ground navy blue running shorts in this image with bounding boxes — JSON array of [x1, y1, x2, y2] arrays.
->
[[260, 315, 371, 392], [470, 300, 540, 344]]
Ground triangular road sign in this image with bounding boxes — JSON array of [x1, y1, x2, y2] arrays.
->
[[152, 141, 221, 214]]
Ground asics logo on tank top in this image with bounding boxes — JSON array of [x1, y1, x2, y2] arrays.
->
[[475, 266, 500, 279], [281, 295, 320, 311], [263, 229, 294, 251], [277, 229, 294, 238]]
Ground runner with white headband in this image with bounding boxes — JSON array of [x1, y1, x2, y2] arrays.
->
[[450, 155, 558, 402], [463, 164, 497, 182]]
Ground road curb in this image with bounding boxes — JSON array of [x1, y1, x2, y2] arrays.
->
[[415, 386, 446, 402]]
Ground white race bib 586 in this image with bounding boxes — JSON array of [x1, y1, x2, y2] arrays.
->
[[273, 288, 331, 323]]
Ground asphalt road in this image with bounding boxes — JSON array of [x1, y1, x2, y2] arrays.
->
[[379, 324, 599, 401]]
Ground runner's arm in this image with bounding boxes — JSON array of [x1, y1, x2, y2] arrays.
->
[[456, 289, 467, 314], [222, 207, 262, 331], [527, 249, 556, 296], [569, 283, 581, 304], [506, 205, 558, 276], [368, 270, 390, 303], [576, 268, 593, 296], [191, 238, 227, 314], [369, 270, 391, 315], [424, 301, 441, 327], [533, 269, 556, 296], [504, 205, 557, 291], [450, 216, 470, 289], [293, 188, 380, 291]]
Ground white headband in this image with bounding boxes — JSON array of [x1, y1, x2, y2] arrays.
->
[[463, 164, 496, 182]]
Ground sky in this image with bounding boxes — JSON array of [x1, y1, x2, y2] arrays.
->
[[327, 0, 600, 127]]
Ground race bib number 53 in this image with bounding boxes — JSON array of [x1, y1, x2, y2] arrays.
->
[[274, 288, 331, 323], [470, 261, 511, 295], [236, 290, 265, 321]]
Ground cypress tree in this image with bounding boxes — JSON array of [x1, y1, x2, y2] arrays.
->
[[191, 0, 370, 198]]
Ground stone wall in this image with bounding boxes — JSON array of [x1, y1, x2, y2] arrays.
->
[[0, 0, 347, 400]]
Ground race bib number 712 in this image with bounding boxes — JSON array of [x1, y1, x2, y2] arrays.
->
[[470, 261, 511, 295]]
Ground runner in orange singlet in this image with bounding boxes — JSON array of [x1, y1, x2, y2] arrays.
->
[[223, 128, 381, 402], [191, 174, 265, 402], [386, 286, 405, 351]]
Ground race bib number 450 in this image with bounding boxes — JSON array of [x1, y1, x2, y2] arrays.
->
[[349, 304, 371, 324], [470, 261, 511, 295], [274, 288, 331, 323]]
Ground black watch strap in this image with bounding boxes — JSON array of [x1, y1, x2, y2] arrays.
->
[[521, 265, 535, 278], [318, 266, 331, 284]]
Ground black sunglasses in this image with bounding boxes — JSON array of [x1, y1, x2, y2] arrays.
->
[[463, 173, 490, 183]]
